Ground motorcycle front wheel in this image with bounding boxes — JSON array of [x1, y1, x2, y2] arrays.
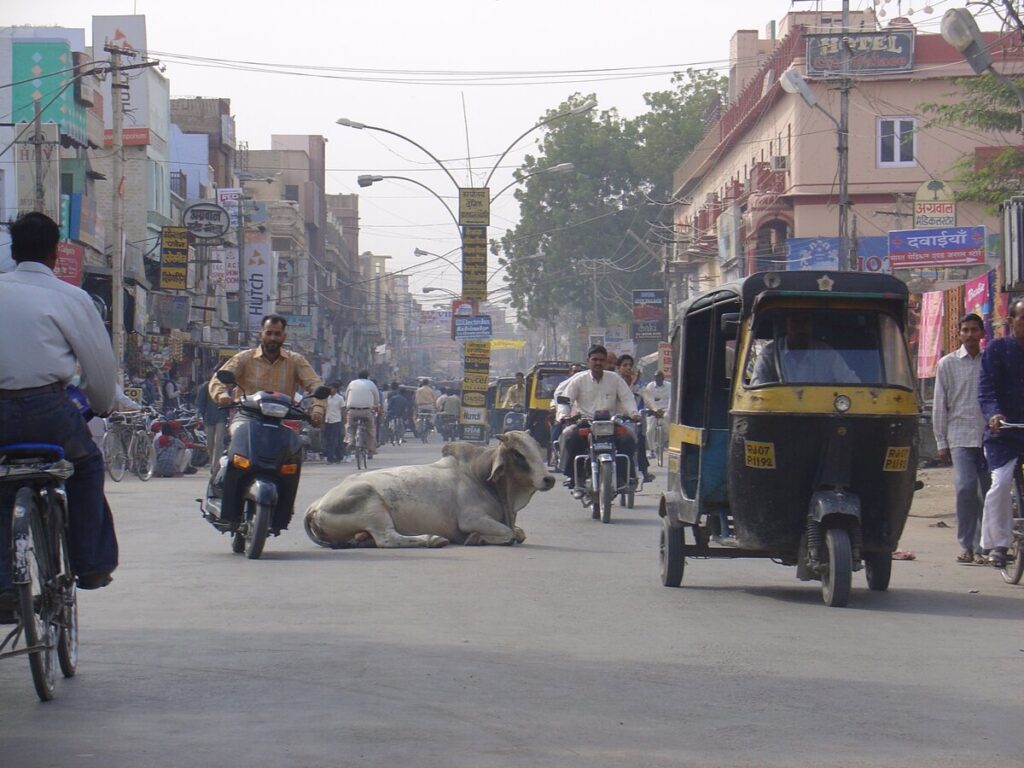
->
[[599, 461, 613, 524]]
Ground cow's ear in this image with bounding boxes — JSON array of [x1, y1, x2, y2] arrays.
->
[[488, 445, 507, 483], [495, 433, 509, 445]]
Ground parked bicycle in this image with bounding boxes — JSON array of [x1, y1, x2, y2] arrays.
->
[[0, 444, 78, 701]]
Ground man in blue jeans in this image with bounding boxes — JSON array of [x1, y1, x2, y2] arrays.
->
[[933, 313, 989, 564], [0, 212, 119, 621]]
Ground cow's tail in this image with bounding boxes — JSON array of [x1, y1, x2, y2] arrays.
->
[[303, 504, 333, 548]]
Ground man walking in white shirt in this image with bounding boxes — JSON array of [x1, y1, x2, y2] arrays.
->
[[933, 313, 989, 564], [324, 384, 346, 464]]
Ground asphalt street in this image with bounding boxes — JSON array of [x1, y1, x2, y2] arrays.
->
[[0, 437, 1021, 767]]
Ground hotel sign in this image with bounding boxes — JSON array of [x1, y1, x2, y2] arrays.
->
[[806, 30, 914, 76]]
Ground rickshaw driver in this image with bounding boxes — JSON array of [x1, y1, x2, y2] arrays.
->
[[750, 313, 860, 386], [500, 372, 526, 409], [560, 345, 641, 490]]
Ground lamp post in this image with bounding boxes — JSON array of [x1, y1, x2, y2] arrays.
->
[[337, 100, 596, 439], [941, 7, 1024, 134], [780, 64, 851, 270], [358, 175, 460, 230]]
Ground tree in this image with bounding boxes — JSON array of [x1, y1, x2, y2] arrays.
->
[[494, 70, 726, 327], [922, 1, 1023, 205]]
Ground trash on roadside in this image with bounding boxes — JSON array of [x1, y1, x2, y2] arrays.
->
[[969, 589, 980, 594], [929, 521, 949, 528], [893, 550, 916, 560]]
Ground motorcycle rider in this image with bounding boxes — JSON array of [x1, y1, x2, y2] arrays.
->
[[560, 345, 641, 492], [209, 314, 325, 432], [617, 354, 655, 483], [0, 212, 119, 620], [414, 378, 436, 437]]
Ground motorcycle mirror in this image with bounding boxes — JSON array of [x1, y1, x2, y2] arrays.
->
[[556, 395, 570, 405], [216, 370, 237, 385], [311, 385, 331, 400]]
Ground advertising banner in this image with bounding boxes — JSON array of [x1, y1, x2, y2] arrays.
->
[[786, 237, 892, 273], [917, 291, 944, 379], [658, 341, 673, 379], [964, 271, 993, 348], [244, 233, 273, 331], [490, 339, 527, 351], [217, 188, 243, 230], [461, 226, 488, 300], [461, 340, 491, 441], [159, 226, 189, 290], [93, 16, 151, 147], [632, 289, 667, 341], [279, 313, 312, 341], [888, 226, 986, 269], [12, 41, 86, 145], [209, 246, 239, 292], [153, 294, 190, 330], [54, 242, 84, 286], [454, 315, 493, 342], [15, 122, 60, 221]]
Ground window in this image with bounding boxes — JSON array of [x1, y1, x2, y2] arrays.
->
[[284, 184, 300, 202], [878, 117, 916, 167]]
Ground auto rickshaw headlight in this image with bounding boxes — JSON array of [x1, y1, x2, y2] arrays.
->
[[834, 395, 852, 413]]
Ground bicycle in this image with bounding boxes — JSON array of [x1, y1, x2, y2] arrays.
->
[[101, 412, 133, 482], [650, 412, 666, 468], [351, 416, 371, 470], [0, 443, 78, 701], [416, 409, 434, 443], [385, 415, 405, 446], [995, 422, 1024, 584], [126, 411, 155, 481]]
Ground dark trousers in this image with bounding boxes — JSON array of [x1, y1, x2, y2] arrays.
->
[[561, 423, 638, 484], [0, 391, 118, 591], [324, 421, 343, 463]]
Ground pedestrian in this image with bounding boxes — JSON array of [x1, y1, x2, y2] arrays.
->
[[141, 370, 161, 409], [163, 366, 181, 413], [324, 383, 346, 463], [152, 422, 194, 477], [0, 212, 119, 622], [933, 313, 989, 564], [978, 299, 1024, 568], [196, 366, 228, 474]]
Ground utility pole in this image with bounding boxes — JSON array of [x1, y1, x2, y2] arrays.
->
[[236, 195, 247, 343], [105, 42, 132, 382], [33, 101, 44, 211], [838, 0, 851, 270], [592, 261, 599, 327]]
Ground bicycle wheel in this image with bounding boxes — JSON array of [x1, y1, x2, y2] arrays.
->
[[655, 425, 664, 468], [131, 432, 155, 481], [55, 517, 78, 678], [13, 488, 58, 701], [103, 430, 127, 482]]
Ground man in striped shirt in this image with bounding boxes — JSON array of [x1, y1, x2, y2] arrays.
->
[[209, 314, 326, 427], [933, 313, 988, 564]]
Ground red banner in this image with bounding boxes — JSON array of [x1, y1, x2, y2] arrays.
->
[[54, 242, 84, 286], [917, 291, 944, 379]]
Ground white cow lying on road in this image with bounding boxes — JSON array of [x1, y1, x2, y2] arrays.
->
[[304, 431, 556, 548]]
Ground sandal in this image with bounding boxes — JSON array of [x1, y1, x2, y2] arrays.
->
[[956, 551, 974, 565]]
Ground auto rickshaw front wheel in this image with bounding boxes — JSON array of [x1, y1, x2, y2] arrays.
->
[[864, 551, 892, 591], [820, 528, 853, 607], [660, 518, 685, 587]]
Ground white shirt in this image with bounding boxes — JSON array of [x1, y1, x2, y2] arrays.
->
[[345, 378, 380, 409], [642, 381, 671, 418], [0, 261, 116, 413], [553, 373, 578, 420], [562, 369, 638, 419], [325, 392, 346, 424], [933, 345, 985, 450]]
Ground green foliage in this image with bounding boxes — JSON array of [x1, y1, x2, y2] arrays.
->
[[921, 72, 1024, 205], [494, 70, 726, 326]]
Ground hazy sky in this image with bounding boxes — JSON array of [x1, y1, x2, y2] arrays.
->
[[5, 0, 984, 298]]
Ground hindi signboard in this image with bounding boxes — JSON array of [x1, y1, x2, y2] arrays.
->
[[54, 242, 84, 287], [461, 340, 491, 441], [888, 226, 986, 269], [913, 179, 956, 228], [159, 226, 189, 290], [461, 226, 488, 300], [806, 29, 914, 76], [632, 289, 667, 341], [459, 188, 490, 227], [454, 315, 493, 342], [182, 202, 231, 240], [217, 188, 243, 229]]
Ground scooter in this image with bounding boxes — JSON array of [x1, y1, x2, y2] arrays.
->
[[198, 370, 330, 559]]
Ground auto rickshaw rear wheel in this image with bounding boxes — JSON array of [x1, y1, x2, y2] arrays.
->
[[864, 551, 892, 591], [660, 517, 685, 587], [821, 528, 852, 607]]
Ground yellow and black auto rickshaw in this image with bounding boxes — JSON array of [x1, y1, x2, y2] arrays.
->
[[524, 361, 575, 452], [659, 271, 919, 607]]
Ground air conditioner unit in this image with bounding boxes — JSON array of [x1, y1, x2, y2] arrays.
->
[[770, 155, 789, 172]]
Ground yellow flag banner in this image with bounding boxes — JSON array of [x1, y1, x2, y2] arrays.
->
[[489, 339, 527, 350]]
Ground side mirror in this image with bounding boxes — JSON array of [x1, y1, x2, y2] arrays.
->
[[312, 385, 331, 400], [720, 313, 741, 341], [556, 395, 570, 405], [216, 369, 237, 385]]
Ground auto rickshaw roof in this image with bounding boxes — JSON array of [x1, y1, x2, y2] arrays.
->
[[528, 360, 576, 372], [678, 271, 909, 319]]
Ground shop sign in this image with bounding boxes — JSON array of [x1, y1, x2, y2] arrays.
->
[[658, 341, 673, 379], [914, 179, 956, 228], [632, 289, 667, 340], [461, 226, 488, 300], [454, 315, 493, 342], [460, 340, 490, 442], [55, 242, 84, 287], [159, 226, 189, 290], [182, 202, 231, 240], [806, 30, 914, 76], [888, 226, 986, 269], [459, 188, 490, 227]]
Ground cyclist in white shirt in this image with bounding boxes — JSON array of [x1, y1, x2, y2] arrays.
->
[[345, 371, 381, 457], [642, 371, 671, 454]]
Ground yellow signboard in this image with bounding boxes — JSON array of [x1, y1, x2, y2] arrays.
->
[[159, 226, 189, 291], [489, 339, 527, 350], [459, 187, 490, 226], [461, 225, 488, 301]]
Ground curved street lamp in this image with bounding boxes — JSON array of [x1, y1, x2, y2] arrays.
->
[[490, 162, 575, 204], [358, 174, 460, 230]]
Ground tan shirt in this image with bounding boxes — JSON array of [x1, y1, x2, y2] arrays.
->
[[209, 346, 325, 413]]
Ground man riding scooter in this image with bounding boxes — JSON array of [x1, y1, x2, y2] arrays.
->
[[560, 344, 641, 494]]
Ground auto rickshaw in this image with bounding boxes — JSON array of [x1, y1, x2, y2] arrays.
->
[[659, 271, 919, 607], [486, 376, 520, 438], [524, 360, 575, 452]]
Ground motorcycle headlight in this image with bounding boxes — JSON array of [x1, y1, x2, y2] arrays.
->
[[592, 420, 615, 437], [259, 401, 291, 418]]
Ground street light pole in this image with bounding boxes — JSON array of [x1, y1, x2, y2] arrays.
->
[[837, 0, 851, 271]]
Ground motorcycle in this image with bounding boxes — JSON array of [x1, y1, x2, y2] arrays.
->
[[198, 370, 330, 559], [562, 406, 636, 524]]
